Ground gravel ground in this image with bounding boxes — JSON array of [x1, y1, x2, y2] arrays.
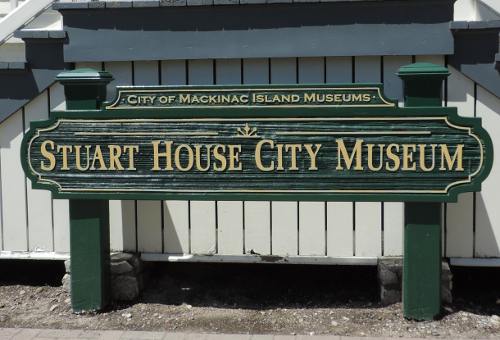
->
[[0, 261, 499, 338]]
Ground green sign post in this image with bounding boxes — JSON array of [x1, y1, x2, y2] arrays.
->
[[57, 69, 113, 312], [20, 64, 493, 319], [398, 63, 450, 320]]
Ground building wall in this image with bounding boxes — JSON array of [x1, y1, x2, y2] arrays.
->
[[1, 55, 499, 262]]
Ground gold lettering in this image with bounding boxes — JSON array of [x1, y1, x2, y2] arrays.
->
[[179, 94, 190, 104], [108, 145, 124, 171], [419, 144, 436, 172], [385, 144, 400, 171], [367, 144, 384, 171], [402, 144, 417, 171], [74, 145, 91, 171], [123, 145, 139, 170], [336, 139, 363, 170], [228, 145, 242, 171], [127, 95, 138, 105], [255, 139, 274, 171], [40, 140, 56, 171], [90, 145, 107, 171], [304, 144, 321, 170], [440, 144, 464, 171], [57, 145, 73, 171], [151, 141, 173, 171], [285, 144, 302, 171], [276, 144, 284, 171], [195, 144, 211, 172], [213, 144, 227, 171], [174, 144, 194, 172]]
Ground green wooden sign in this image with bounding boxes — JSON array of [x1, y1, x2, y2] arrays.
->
[[21, 84, 493, 202]]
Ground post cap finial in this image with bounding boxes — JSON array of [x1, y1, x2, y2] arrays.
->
[[397, 63, 450, 78], [56, 68, 113, 85]]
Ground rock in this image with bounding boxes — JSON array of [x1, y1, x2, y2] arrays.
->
[[331, 320, 338, 326], [130, 255, 144, 274], [49, 304, 59, 312], [379, 266, 399, 287], [490, 315, 500, 326], [111, 253, 133, 263], [121, 312, 132, 319], [380, 287, 401, 305], [111, 275, 139, 301], [378, 258, 403, 305], [111, 261, 134, 276], [441, 261, 453, 304], [62, 274, 71, 294], [64, 260, 71, 273]]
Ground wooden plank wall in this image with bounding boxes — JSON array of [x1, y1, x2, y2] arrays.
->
[[1, 55, 499, 261]]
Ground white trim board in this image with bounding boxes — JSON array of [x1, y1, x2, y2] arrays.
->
[[141, 253, 378, 265]]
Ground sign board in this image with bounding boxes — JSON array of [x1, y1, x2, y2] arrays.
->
[[21, 84, 493, 202]]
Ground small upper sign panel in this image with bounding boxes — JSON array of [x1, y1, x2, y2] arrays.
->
[[106, 84, 396, 109]]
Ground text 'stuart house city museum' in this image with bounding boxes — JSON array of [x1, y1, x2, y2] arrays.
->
[[0, 0, 500, 320]]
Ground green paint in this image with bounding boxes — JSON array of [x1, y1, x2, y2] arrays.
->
[[398, 63, 449, 108], [60, 69, 113, 313], [400, 63, 447, 321], [107, 83, 396, 109], [403, 203, 442, 320], [56, 69, 113, 110], [20, 86, 493, 203], [18, 65, 494, 319], [70, 199, 110, 312]]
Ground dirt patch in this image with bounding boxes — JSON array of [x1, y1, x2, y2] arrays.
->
[[0, 262, 499, 338]]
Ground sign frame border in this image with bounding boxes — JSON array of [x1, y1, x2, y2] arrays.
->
[[21, 104, 493, 203]]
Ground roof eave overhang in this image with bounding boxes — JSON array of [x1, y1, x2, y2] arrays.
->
[[56, 0, 456, 63]]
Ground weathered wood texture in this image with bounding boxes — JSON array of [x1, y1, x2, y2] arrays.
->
[[0, 55, 498, 263]]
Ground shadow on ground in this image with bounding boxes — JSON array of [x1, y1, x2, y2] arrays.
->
[[141, 262, 379, 310], [0, 260, 65, 286], [450, 266, 500, 316]]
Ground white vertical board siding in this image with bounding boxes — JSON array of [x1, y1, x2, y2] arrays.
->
[[270, 58, 299, 256], [24, 92, 53, 252], [445, 65, 475, 257], [0, 110, 27, 251], [353, 56, 382, 257], [190, 201, 217, 254], [161, 60, 190, 254], [137, 201, 162, 253], [1, 55, 499, 261], [475, 86, 500, 257], [326, 57, 352, 83], [242, 58, 271, 255], [163, 200, 189, 254], [134, 61, 163, 253], [327, 202, 354, 256], [102, 61, 136, 252], [217, 201, 244, 255], [381, 56, 411, 256], [187, 60, 217, 255], [297, 57, 326, 256], [215, 59, 244, 255]]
